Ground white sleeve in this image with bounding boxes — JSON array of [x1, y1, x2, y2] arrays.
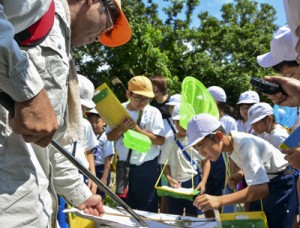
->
[[0, 5, 43, 102], [84, 120, 98, 151], [103, 139, 115, 157], [149, 107, 165, 137], [239, 141, 269, 186]]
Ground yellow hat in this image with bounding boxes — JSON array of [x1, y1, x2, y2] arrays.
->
[[128, 76, 154, 98], [100, 0, 132, 47]]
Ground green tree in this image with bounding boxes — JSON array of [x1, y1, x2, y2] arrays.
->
[[73, 0, 278, 104]]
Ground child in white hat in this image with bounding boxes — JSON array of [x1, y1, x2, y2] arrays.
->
[[207, 86, 237, 216], [186, 113, 296, 228], [236, 91, 260, 134], [248, 102, 289, 149], [86, 108, 114, 200], [158, 104, 210, 216]]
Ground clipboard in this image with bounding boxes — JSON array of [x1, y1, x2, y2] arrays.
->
[[279, 125, 300, 150], [93, 83, 131, 129]]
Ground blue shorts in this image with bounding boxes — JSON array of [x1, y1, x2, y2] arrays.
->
[[205, 154, 226, 196], [124, 157, 159, 213], [95, 164, 111, 199], [249, 173, 296, 228]]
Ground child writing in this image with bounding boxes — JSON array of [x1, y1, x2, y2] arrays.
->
[[186, 113, 296, 228], [158, 104, 210, 217]]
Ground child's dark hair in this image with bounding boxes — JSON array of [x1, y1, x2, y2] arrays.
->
[[272, 61, 299, 73], [236, 103, 255, 120], [218, 102, 238, 119], [150, 75, 168, 95]]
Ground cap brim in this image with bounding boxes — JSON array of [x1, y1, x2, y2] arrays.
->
[[86, 108, 99, 116], [81, 99, 96, 109], [100, 2, 132, 47], [165, 102, 180, 106], [183, 136, 205, 151], [257, 52, 283, 68], [237, 99, 258, 105], [249, 115, 267, 125]]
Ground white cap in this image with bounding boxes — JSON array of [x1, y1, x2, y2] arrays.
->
[[237, 91, 260, 105], [85, 108, 100, 116], [207, 86, 227, 102], [171, 104, 180, 120], [166, 94, 181, 106], [78, 74, 96, 109], [248, 102, 273, 124], [257, 25, 297, 68], [184, 113, 221, 150]]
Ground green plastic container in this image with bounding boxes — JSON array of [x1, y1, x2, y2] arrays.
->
[[156, 188, 200, 202], [123, 129, 151, 153]]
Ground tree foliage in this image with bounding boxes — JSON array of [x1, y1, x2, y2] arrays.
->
[[73, 0, 279, 105]]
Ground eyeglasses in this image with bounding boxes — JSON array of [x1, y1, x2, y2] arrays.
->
[[97, 0, 114, 38], [130, 93, 150, 102], [103, 0, 113, 31]]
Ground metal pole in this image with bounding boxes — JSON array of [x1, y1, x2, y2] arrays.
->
[[50, 140, 148, 227]]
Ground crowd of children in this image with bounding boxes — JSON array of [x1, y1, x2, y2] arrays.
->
[[58, 24, 300, 228]]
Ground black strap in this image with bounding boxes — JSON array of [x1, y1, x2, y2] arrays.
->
[[72, 141, 77, 157], [125, 110, 143, 166]]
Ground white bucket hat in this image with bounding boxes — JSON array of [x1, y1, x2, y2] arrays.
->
[[207, 86, 227, 102], [78, 74, 96, 109], [166, 94, 181, 106], [248, 102, 274, 125], [237, 91, 260, 105], [257, 25, 297, 68], [184, 113, 221, 150]]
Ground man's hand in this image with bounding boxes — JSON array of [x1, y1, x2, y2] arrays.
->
[[77, 194, 105, 216], [264, 76, 300, 107], [9, 89, 58, 147]]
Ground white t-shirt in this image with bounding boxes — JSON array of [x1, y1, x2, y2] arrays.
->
[[260, 124, 289, 149], [106, 103, 165, 165], [159, 135, 201, 182], [65, 118, 98, 169], [236, 119, 253, 134], [93, 132, 115, 166], [220, 114, 237, 133], [229, 131, 289, 186]]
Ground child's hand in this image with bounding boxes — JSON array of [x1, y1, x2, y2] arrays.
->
[[193, 194, 222, 212], [88, 179, 97, 194], [283, 147, 300, 170], [100, 177, 107, 186], [166, 176, 181, 188], [119, 118, 136, 132], [195, 181, 206, 194], [228, 172, 243, 190]]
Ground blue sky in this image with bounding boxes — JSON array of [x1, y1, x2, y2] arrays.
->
[[156, 0, 286, 28]]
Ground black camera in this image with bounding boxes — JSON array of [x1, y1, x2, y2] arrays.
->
[[250, 77, 284, 95]]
